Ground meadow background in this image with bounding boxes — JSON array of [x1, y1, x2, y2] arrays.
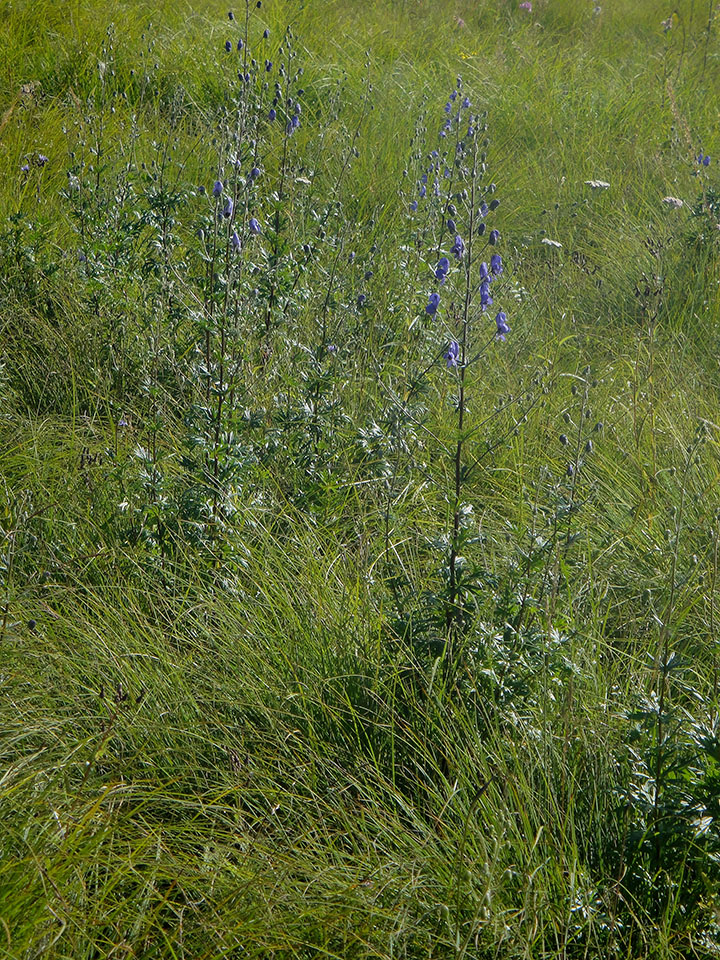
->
[[2, 0, 720, 956]]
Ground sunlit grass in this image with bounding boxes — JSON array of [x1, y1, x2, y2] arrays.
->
[[2, 0, 720, 956]]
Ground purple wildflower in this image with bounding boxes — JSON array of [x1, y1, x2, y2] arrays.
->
[[357, 293, 366, 307], [426, 292, 441, 316], [447, 218, 457, 232], [249, 217, 261, 234], [410, 200, 418, 211], [489, 229, 500, 245], [249, 166, 261, 180], [231, 230, 241, 250], [480, 281, 493, 311], [444, 341, 460, 368], [435, 257, 450, 281], [264, 28, 270, 38], [223, 197, 234, 219], [495, 311, 510, 341], [451, 234, 465, 259], [490, 253, 503, 275], [268, 108, 276, 121], [212, 180, 223, 197], [479, 261, 489, 281], [225, 40, 232, 51]]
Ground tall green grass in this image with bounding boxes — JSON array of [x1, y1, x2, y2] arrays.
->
[[2, 0, 720, 956]]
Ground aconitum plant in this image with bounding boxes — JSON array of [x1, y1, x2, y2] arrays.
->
[[183, 6, 313, 539], [406, 77, 518, 643]]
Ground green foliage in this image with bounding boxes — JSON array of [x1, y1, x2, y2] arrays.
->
[[2, 0, 720, 957]]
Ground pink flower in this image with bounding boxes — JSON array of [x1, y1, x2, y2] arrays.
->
[[519, 1, 532, 10]]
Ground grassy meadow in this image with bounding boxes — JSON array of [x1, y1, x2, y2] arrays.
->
[[2, 0, 720, 956]]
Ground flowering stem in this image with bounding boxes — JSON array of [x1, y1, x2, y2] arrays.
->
[[205, 195, 220, 408], [447, 136, 478, 632]]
